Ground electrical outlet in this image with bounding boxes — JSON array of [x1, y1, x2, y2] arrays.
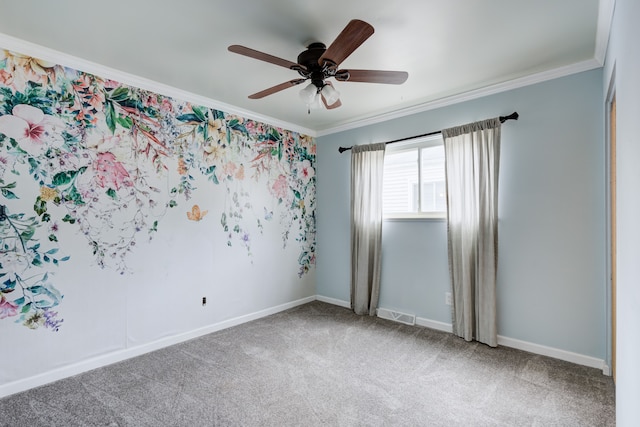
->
[[445, 292, 452, 306], [202, 297, 207, 306]]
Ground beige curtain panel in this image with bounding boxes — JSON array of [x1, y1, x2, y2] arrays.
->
[[350, 142, 386, 316], [443, 118, 501, 347]]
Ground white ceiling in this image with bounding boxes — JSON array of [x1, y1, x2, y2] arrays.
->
[[0, 0, 608, 135]]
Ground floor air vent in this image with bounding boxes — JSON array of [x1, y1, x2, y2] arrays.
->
[[377, 308, 416, 326]]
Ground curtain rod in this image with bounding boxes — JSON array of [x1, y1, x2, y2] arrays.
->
[[337, 112, 519, 153]]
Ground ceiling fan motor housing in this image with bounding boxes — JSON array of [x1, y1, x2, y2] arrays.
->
[[297, 43, 332, 88]]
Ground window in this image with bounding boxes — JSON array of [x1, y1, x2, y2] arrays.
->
[[382, 135, 446, 218]]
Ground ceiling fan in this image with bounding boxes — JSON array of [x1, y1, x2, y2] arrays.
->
[[228, 19, 408, 110]]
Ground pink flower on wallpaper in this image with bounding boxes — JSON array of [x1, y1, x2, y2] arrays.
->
[[104, 79, 120, 89], [0, 69, 13, 87], [296, 159, 315, 184], [222, 161, 237, 178], [235, 164, 245, 180], [0, 296, 18, 320], [144, 95, 159, 108], [72, 74, 92, 91], [94, 152, 132, 190], [0, 104, 66, 156], [160, 98, 173, 113], [271, 174, 288, 200], [84, 89, 105, 111]]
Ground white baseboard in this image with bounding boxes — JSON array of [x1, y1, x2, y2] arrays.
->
[[496, 335, 607, 372], [317, 296, 607, 374], [416, 316, 453, 333], [0, 295, 315, 399], [316, 295, 351, 308]]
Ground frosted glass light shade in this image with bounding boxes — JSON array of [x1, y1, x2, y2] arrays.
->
[[321, 84, 340, 105], [299, 83, 317, 104], [309, 93, 323, 109]]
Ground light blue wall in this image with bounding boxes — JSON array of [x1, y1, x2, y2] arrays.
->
[[603, 0, 640, 424], [317, 69, 606, 359]]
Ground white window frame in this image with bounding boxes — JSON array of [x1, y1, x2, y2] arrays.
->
[[383, 134, 446, 220]]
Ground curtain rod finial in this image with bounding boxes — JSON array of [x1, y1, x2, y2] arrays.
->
[[499, 112, 519, 122]]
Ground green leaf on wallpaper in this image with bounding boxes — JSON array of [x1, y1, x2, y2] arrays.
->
[[201, 122, 209, 141], [34, 197, 47, 215], [46, 248, 59, 255], [212, 109, 224, 120], [105, 101, 116, 134], [116, 115, 133, 129], [31, 257, 42, 267], [293, 189, 301, 199], [28, 285, 44, 295], [67, 185, 85, 205], [228, 118, 239, 128], [268, 128, 281, 142], [168, 200, 177, 208], [60, 256, 70, 262], [52, 171, 72, 186], [28, 157, 38, 174], [192, 105, 207, 122], [176, 113, 201, 123], [106, 188, 117, 199], [62, 214, 76, 224], [109, 86, 129, 102], [1, 181, 16, 189], [13, 296, 25, 305], [20, 227, 35, 242], [21, 302, 32, 314], [278, 140, 283, 161], [48, 234, 58, 242], [1, 188, 17, 199], [203, 165, 219, 184]]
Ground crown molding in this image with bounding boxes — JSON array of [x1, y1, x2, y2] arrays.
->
[[0, 33, 317, 137], [2, 18, 609, 140], [594, 0, 615, 65], [316, 58, 602, 137]]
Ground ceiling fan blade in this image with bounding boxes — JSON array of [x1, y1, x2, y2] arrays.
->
[[318, 19, 374, 67], [336, 69, 408, 84], [321, 95, 342, 110], [228, 45, 301, 70], [248, 78, 307, 99]]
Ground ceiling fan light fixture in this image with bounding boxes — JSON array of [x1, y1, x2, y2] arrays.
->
[[299, 83, 318, 104], [308, 92, 324, 110], [321, 84, 340, 105]]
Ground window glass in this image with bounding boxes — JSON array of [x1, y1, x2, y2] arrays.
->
[[382, 149, 418, 214], [383, 136, 446, 218], [420, 145, 446, 212]]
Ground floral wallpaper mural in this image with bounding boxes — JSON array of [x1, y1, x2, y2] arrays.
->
[[0, 49, 316, 332]]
